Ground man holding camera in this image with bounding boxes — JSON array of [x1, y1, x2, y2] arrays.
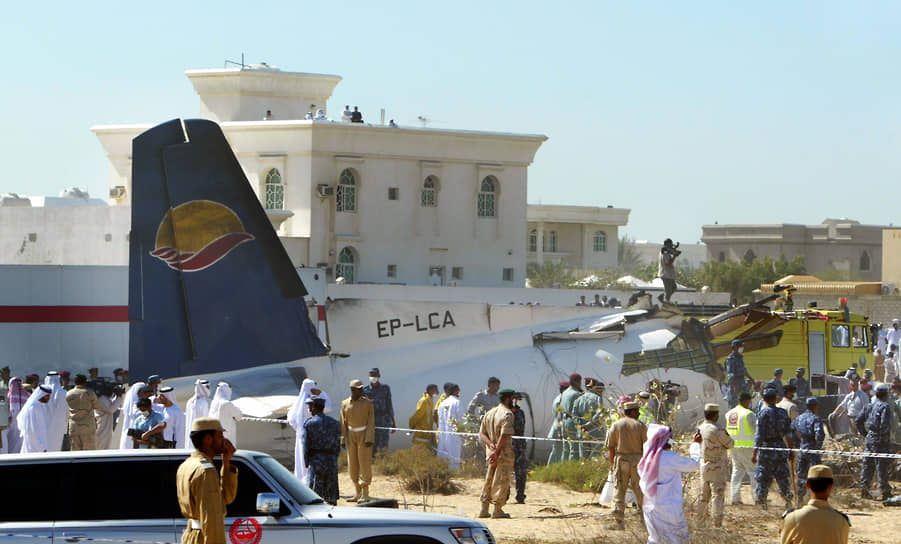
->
[[130, 397, 166, 449], [658, 239, 679, 303], [177, 417, 238, 544]]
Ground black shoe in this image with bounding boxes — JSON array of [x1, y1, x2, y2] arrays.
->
[[516, 497, 525, 504]]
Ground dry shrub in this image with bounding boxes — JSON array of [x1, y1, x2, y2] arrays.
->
[[530, 458, 610, 493], [377, 446, 462, 495]]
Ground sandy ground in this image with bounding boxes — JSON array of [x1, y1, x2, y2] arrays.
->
[[337, 471, 901, 543]]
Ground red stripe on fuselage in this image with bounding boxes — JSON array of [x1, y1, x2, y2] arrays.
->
[[0, 306, 129, 323]]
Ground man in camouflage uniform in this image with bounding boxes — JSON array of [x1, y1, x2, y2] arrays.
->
[[558, 373, 584, 460], [725, 339, 753, 408], [467, 376, 500, 422], [752, 388, 794, 508], [363, 367, 395, 457], [792, 397, 825, 505], [766, 368, 785, 400], [511, 392, 529, 504], [697, 403, 734, 527], [478, 389, 516, 519], [303, 396, 341, 505], [789, 367, 811, 402], [545, 381, 569, 465], [573, 378, 605, 459], [856, 384, 893, 500]]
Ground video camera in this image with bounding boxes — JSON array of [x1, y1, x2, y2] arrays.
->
[[126, 428, 166, 449], [88, 378, 126, 398], [661, 240, 681, 257]]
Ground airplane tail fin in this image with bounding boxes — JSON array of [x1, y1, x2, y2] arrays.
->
[[129, 119, 327, 380]]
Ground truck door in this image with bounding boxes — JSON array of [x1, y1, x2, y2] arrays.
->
[[0, 460, 61, 544], [56, 458, 179, 544], [222, 458, 314, 544], [808, 331, 826, 392]]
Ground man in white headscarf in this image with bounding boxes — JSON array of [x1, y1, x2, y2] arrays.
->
[[44, 371, 69, 451], [209, 382, 243, 446], [437, 384, 465, 469], [5, 377, 28, 453], [184, 379, 211, 446], [156, 386, 186, 448], [289, 378, 334, 480], [637, 424, 701, 544], [117, 381, 147, 449], [18, 385, 53, 453]]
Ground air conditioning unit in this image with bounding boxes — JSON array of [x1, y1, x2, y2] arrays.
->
[[316, 184, 334, 197], [882, 282, 895, 296], [109, 185, 127, 199]]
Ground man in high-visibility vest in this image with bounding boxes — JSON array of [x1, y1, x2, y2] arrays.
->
[[725, 390, 757, 505]]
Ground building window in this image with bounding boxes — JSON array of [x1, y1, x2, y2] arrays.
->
[[592, 231, 607, 252], [452, 266, 464, 280], [336, 247, 356, 283], [718, 251, 725, 262], [860, 251, 870, 272], [336, 169, 356, 212], [502, 267, 514, 282], [477, 176, 497, 217], [743, 249, 756, 264], [545, 231, 558, 253], [388, 187, 399, 201], [528, 229, 537, 252], [264, 168, 284, 210], [387, 264, 397, 278], [421, 176, 438, 207]]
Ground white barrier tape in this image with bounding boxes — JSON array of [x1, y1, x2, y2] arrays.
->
[[243, 417, 901, 458]]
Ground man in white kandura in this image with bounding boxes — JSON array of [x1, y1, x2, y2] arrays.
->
[[117, 381, 147, 449], [638, 424, 702, 544], [17, 385, 53, 453], [184, 379, 211, 445], [288, 378, 333, 482], [437, 383, 465, 469], [209, 382, 243, 446]]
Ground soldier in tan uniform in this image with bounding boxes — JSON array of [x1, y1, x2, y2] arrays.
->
[[605, 400, 647, 529], [777, 384, 800, 422], [477, 388, 516, 519], [65, 374, 102, 450], [340, 379, 375, 502], [780, 465, 850, 544], [697, 403, 734, 527], [176, 417, 238, 544]]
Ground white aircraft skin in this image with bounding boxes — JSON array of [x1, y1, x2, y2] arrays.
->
[[152, 306, 723, 463]]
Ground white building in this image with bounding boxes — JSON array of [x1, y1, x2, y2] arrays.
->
[[92, 65, 547, 287], [526, 204, 630, 271]]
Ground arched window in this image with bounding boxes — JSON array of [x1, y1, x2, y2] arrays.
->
[[593, 231, 607, 252], [264, 168, 284, 210], [528, 229, 537, 252], [336, 247, 356, 283], [337, 169, 357, 212], [421, 176, 438, 207], [860, 251, 870, 271], [743, 249, 756, 264], [546, 231, 558, 252], [477, 176, 497, 217]]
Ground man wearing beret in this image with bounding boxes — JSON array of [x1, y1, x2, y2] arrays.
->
[[780, 465, 850, 544], [304, 396, 341, 505], [856, 383, 893, 500], [176, 417, 238, 544], [788, 367, 811, 402], [791, 397, 824, 505], [478, 389, 516, 519], [697, 403, 734, 527], [766, 368, 785, 400]]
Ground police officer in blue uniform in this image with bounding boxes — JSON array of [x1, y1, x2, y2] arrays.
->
[[856, 384, 893, 500], [364, 367, 395, 457], [765, 368, 785, 400], [791, 397, 824, 504], [725, 339, 753, 408], [752, 387, 794, 508]]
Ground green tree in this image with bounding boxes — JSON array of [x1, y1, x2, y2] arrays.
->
[[697, 254, 805, 304], [618, 235, 645, 272], [526, 261, 576, 288]]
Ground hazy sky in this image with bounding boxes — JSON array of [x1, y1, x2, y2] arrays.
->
[[3, 1, 899, 243]]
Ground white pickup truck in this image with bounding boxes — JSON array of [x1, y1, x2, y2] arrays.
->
[[0, 449, 493, 544]]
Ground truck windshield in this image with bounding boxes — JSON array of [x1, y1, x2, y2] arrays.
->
[[255, 455, 324, 505]]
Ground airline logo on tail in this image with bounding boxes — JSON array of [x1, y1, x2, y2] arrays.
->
[[150, 200, 254, 272]]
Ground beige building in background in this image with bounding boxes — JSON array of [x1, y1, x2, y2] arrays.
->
[[701, 219, 885, 282], [526, 204, 629, 272]]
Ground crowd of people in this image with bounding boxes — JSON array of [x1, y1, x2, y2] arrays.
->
[[0, 366, 243, 455]]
